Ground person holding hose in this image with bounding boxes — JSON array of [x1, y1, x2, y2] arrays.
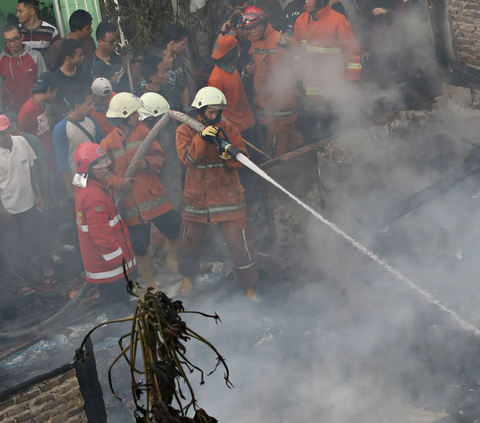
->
[[101, 93, 181, 291], [73, 143, 136, 318], [175, 86, 259, 302]]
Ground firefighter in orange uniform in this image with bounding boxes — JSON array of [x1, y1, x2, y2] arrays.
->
[[208, 35, 255, 137], [175, 87, 259, 301], [101, 93, 182, 291], [241, 6, 303, 158], [294, 0, 362, 104], [73, 143, 136, 318]]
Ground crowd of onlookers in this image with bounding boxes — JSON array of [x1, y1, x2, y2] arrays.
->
[[0, 0, 423, 296]]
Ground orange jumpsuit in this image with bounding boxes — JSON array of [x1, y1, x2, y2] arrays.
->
[[294, 5, 362, 100], [175, 118, 258, 287], [100, 125, 172, 227], [249, 23, 303, 158], [208, 66, 255, 134]]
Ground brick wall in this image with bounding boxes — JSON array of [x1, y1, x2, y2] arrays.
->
[[0, 368, 87, 423], [447, 0, 480, 68]]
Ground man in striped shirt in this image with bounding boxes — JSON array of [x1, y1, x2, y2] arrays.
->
[[17, 0, 61, 55]]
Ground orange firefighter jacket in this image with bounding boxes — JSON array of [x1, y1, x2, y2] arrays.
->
[[208, 66, 255, 134], [249, 23, 298, 126], [100, 124, 172, 226], [294, 4, 362, 98], [176, 118, 248, 224]]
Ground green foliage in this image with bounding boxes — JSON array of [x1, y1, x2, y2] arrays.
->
[[101, 0, 174, 50]]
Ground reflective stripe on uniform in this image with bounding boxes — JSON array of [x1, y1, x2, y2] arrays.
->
[[121, 193, 170, 219], [271, 134, 277, 158], [210, 202, 246, 214], [347, 62, 362, 70], [77, 218, 88, 232], [127, 140, 143, 150], [305, 86, 326, 96], [109, 214, 121, 227], [253, 48, 276, 55], [112, 149, 125, 158], [241, 229, 252, 263], [186, 147, 226, 169], [85, 258, 136, 280], [305, 46, 341, 54], [183, 201, 246, 216], [77, 215, 121, 232], [259, 108, 296, 117], [237, 261, 256, 270], [197, 162, 226, 169], [186, 146, 199, 164], [301, 40, 307, 46], [103, 246, 123, 261], [183, 204, 208, 215]]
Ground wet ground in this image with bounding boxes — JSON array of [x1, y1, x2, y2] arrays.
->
[[3, 102, 480, 422]]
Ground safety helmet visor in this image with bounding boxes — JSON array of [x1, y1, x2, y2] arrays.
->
[[91, 156, 112, 169]]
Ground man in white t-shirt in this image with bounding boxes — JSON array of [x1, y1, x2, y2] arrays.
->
[[0, 114, 54, 283]]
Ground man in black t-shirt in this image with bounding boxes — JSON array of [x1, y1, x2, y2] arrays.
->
[[92, 21, 129, 92], [161, 24, 189, 112], [53, 38, 90, 118]]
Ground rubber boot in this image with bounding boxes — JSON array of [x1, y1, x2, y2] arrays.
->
[[179, 277, 192, 297], [246, 288, 259, 302], [135, 254, 157, 291], [165, 239, 179, 272]]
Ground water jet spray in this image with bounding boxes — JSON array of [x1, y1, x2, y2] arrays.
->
[[168, 110, 480, 337]]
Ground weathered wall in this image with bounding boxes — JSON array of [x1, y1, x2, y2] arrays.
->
[[0, 367, 87, 423], [447, 0, 480, 68]]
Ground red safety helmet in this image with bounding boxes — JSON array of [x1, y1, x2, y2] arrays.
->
[[241, 6, 266, 29], [75, 143, 108, 173]]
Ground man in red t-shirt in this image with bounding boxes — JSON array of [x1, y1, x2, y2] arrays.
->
[[18, 72, 59, 167]]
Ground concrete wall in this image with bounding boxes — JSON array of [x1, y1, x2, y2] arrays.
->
[[447, 0, 480, 68]]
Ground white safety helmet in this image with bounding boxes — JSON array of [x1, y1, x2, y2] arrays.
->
[[106, 92, 143, 119], [138, 92, 170, 121], [191, 86, 227, 110]]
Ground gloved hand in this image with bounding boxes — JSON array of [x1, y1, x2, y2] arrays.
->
[[200, 125, 219, 142], [218, 143, 233, 161]]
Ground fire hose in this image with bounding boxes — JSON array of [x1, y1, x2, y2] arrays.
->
[[0, 281, 91, 340], [0, 111, 248, 340]]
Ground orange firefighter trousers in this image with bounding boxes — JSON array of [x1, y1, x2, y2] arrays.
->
[[178, 216, 259, 288], [265, 122, 303, 158]]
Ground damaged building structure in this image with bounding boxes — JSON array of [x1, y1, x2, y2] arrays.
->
[[4, 0, 480, 422]]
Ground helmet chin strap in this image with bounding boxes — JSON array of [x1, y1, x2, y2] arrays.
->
[[199, 108, 223, 125]]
